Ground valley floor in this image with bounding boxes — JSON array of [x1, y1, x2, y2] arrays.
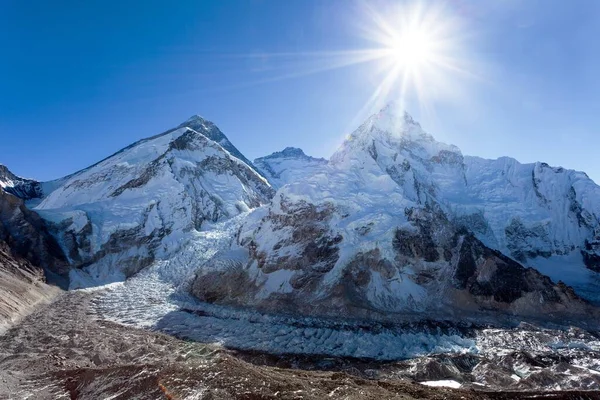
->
[[2, 290, 600, 400]]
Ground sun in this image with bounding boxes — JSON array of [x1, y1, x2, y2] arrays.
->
[[348, 0, 474, 120], [387, 28, 435, 69], [234, 1, 476, 124]]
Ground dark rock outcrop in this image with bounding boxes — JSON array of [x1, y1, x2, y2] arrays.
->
[[0, 164, 43, 200], [0, 188, 66, 331], [0, 189, 68, 276]]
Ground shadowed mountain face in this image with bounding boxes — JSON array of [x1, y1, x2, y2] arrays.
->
[[0, 186, 67, 331], [0, 165, 43, 200], [0, 188, 68, 275]]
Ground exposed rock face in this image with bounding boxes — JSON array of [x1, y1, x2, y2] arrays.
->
[[193, 199, 595, 324], [32, 118, 274, 288], [0, 189, 68, 276], [254, 147, 328, 188], [0, 188, 66, 331], [0, 241, 60, 334], [450, 231, 590, 319]]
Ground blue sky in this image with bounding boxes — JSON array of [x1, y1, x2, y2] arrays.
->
[[1, 0, 599, 183]]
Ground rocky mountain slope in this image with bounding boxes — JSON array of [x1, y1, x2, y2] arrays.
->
[[254, 147, 328, 188], [0, 242, 60, 334], [0, 185, 66, 332], [191, 104, 600, 325]]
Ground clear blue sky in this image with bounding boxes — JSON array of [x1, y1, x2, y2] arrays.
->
[[1, 0, 599, 183]]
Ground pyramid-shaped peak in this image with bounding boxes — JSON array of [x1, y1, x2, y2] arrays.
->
[[373, 102, 420, 129], [179, 114, 216, 130], [175, 114, 258, 172], [183, 114, 206, 122], [330, 101, 460, 166]]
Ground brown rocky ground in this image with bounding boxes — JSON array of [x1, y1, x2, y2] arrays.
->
[[0, 243, 60, 334], [1, 290, 600, 399]]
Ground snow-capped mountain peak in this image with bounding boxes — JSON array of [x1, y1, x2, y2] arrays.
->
[[331, 104, 461, 167], [254, 147, 328, 188], [30, 118, 274, 288], [260, 147, 322, 161], [370, 102, 421, 132], [178, 115, 257, 171]]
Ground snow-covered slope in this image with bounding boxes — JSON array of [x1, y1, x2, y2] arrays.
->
[[190, 103, 600, 324], [330, 104, 600, 301], [333, 104, 600, 277], [254, 147, 328, 188], [459, 157, 600, 262], [33, 117, 274, 288]]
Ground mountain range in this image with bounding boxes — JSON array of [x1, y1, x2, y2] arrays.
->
[[2, 103, 600, 329]]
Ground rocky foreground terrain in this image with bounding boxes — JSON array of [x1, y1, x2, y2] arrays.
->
[[2, 289, 600, 400]]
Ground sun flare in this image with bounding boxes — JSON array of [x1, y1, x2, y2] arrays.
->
[[236, 1, 476, 125], [351, 0, 473, 119]]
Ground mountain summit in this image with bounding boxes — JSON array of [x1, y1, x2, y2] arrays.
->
[[178, 115, 257, 171]]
